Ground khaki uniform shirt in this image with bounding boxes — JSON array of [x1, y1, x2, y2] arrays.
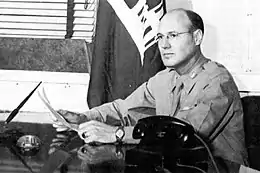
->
[[88, 57, 248, 166]]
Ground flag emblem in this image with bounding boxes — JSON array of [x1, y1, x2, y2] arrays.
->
[[107, 0, 165, 64]]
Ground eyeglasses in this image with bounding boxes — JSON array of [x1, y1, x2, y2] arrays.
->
[[155, 31, 191, 42]]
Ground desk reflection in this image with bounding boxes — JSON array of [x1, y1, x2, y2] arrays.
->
[[0, 121, 207, 173], [2, 121, 251, 173]]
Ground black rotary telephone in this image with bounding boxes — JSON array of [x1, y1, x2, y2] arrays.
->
[[129, 116, 213, 172], [133, 116, 195, 151]]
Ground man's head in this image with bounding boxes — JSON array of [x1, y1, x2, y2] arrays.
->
[[157, 9, 204, 70]]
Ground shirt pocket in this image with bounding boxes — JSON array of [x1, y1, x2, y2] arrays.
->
[[176, 102, 198, 120], [180, 104, 198, 112]]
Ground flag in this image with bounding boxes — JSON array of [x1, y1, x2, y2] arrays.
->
[[87, 0, 166, 108]]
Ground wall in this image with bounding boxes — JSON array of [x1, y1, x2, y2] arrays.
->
[[166, 0, 260, 95], [0, 0, 96, 117], [1, 0, 260, 121], [0, 38, 91, 115]]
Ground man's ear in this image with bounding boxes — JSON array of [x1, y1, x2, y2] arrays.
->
[[193, 29, 203, 45]]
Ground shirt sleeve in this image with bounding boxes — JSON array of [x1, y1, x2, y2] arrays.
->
[[176, 73, 239, 139], [84, 80, 157, 127]]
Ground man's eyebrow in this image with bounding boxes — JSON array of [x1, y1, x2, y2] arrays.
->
[[157, 31, 178, 36], [167, 31, 178, 34]]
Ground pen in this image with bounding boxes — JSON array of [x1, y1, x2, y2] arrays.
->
[[4, 81, 42, 125]]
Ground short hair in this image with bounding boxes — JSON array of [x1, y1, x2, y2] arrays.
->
[[185, 9, 204, 34]]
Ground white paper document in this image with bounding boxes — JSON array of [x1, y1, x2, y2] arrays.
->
[[37, 88, 79, 131]]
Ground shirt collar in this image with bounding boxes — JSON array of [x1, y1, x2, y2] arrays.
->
[[168, 56, 209, 79]]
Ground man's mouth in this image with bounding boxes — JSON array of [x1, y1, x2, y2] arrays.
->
[[163, 53, 175, 58]]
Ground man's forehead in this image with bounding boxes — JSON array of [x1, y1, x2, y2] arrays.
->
[[158, 10, 191, 33]]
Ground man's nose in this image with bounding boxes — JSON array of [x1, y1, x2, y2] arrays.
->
[[159, 37, 171, 49]]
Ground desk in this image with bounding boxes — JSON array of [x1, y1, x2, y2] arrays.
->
[[0, 121, 258, 173]]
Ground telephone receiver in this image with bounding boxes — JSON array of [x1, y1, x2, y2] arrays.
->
[[131, 116, 211, 172], [132, 116, 195, 151]]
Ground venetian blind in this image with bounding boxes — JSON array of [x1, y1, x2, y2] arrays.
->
[[0, 0, 98, 42]]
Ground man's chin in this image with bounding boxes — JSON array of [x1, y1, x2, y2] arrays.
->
[[162, 61, 178, 69]]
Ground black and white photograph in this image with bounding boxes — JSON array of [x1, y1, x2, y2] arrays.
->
[[0, 0, 259, 172]]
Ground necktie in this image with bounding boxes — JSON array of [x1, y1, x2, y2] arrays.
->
[[171, 78, 184, 117]]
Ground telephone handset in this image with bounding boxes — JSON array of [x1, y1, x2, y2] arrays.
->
[[131, 115, 220, 173], [133, 115, 195, 150], [132, 115, 199, 155]]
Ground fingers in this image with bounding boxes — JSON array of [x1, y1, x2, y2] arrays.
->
[[48, 133, 69, 155], [78, 129, 92, 141], [56, 109, 72, 122], [78, 120, 108, 137], [78, 126, 98, 142], [80, 132, 97, 144], [53, 123, 69, 132], [77, 144, 103, 164], [78, 144, 93, 155], [77, 121, 99, 140], [57, 109, 85, 124], [48, 147, 57, 155], [51, 134, 68, 143], [52, 109, 75, 131], [77, 145, 92, 162], [77, 120, 117, 144], [57, 109, 68, 115], [49, 110, 68, 131], [57, 127, 69, 132], [55, 133, 68, 139], [78, 120, 103, 129]]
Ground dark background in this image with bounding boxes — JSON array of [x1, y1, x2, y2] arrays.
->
[[0, 37, 90, 73]]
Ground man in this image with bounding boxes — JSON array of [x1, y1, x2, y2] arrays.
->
[[53, 8, 248, 171]]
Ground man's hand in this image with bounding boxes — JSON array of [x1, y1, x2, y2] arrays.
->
[[77, 144, 120, 164], [77, 120, 117, 144], [48, 132, 74, 155], [51, 109, 89, 132]]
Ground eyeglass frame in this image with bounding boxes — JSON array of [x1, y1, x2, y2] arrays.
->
[[155, 31, 192, 42]]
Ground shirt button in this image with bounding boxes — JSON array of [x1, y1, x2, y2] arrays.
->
[[191, 72, 197, 79]]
